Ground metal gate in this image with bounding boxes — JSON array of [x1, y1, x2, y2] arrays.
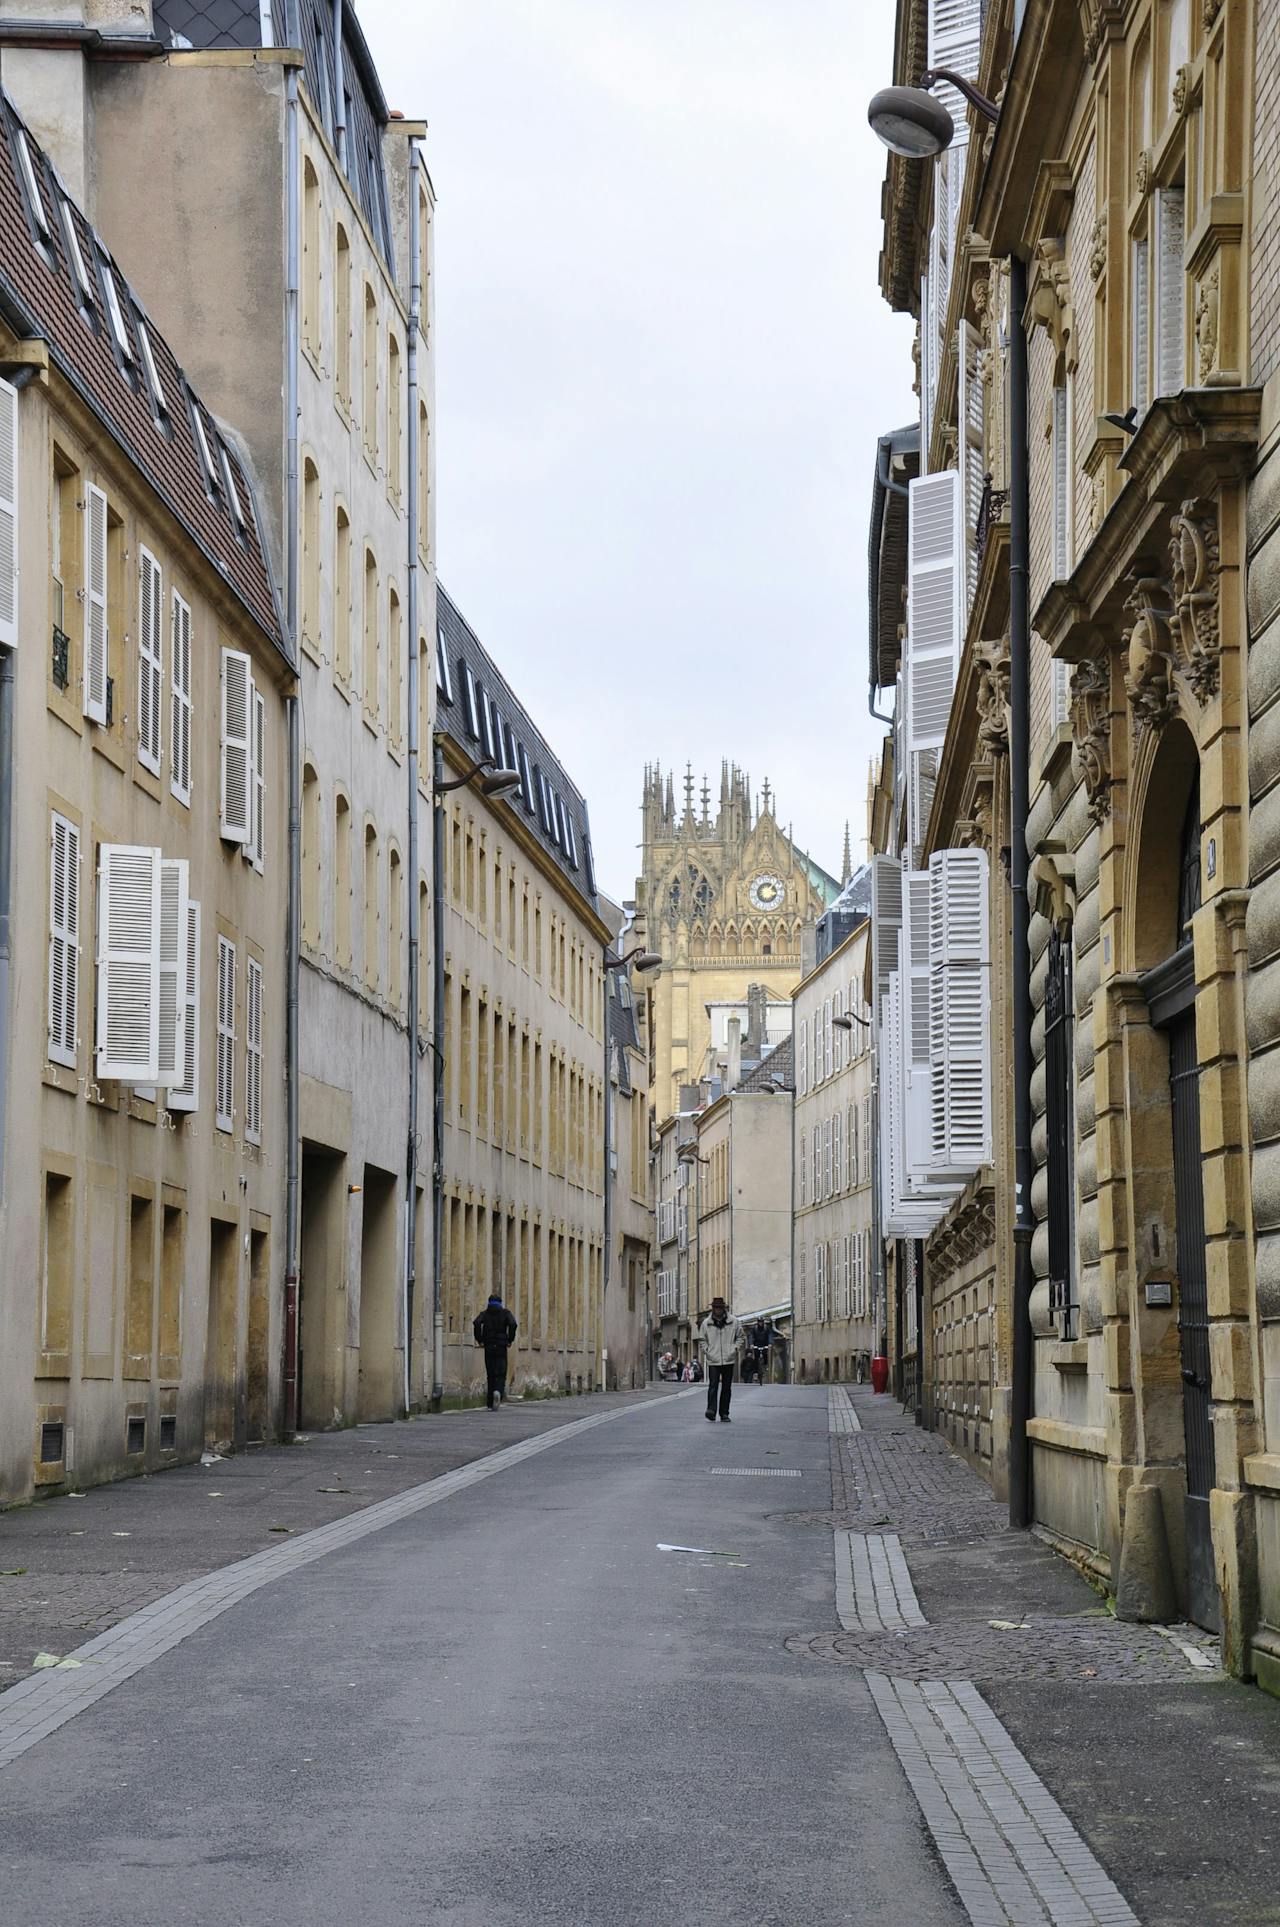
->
[[1169, 1008, 1220, 1633]]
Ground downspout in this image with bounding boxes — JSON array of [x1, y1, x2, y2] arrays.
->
[[282, 58, 303, 1439], [431, 735, 446, 1408], [1007, 251, 1035, 1531], [0, 361, 37, 1205], [601, 946, 612, 1389], [403, 142, 422, 1420], [331, 0, 346, 169]]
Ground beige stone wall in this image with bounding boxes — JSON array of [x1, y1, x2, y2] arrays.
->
[[0, 374, 290, 1503], [438, 769, 607, 1399]]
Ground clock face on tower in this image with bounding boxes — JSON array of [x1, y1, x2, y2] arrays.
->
[[749, 873, 785, 911]]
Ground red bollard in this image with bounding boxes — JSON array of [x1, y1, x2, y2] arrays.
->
[[870, 1355, 889, 1394]]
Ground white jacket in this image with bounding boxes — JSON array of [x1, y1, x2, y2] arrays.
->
[[698, 1314, 742, 1366]]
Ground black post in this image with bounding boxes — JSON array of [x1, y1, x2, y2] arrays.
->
[[1007, 251, 1036, 1530]]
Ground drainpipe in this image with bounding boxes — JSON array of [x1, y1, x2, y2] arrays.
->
[[0, 640, 13, 1201], [1007, 251, 1035, 1531], [601, 945, 612, 1380], [331, 0, 346, 169], [403, 143, 422, 1420], [431, 735, 446, 1408], [282, 60, 303, 1439]]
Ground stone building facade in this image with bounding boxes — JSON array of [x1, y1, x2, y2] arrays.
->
[[690, 1037, 794, 1353], [0, 91, 292, 1501], [634, 764, 837, 1122], [2, 3, 438, 1428], [603, 929, 653, 1390], [874, 0, 1276, 1679], [435, 589, 610, 1400]]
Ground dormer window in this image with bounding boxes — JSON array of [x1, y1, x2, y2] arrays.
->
[[435, 624, 455, 703], [98, 254, 134, 367], [219, 444, 247, 537], [14, 128, 51, 245], [59, 196, 94, 311], [462, 661, 480, 740], [518, 743, 534, 813], [135, 318, 168, 426], [189, 397, 221, 499]]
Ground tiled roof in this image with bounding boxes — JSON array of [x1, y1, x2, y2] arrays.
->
[[0, 93, 283, 654], [435, 584, 600, 919], [737, 1034, 794, 1095]]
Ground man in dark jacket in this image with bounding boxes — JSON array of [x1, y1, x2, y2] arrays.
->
[[473, 1293, 518, 1409]]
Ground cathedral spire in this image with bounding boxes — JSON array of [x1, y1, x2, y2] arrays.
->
[[761, 776, 772, 816], [700, 774, 711, 828], [683, 762, 695, 824], [841, 821, 852, 885]]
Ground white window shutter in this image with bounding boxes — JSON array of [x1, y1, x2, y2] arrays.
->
[[96, 843, 162, 1083], [156, 858, 189, 1088], [48, 812, 80, 1067], [958, 318, 984, 614], [137, 547, 163, 774], [0, 375, 17, 651], [245, 956, 263, 1144], [168, 899, 200, 1112], [906, 471, 961, 866], [928, 0, 982, 140], [251, 684, 266, 873], [170, 590, 192, 806], [1131, 237, 1150, 416], [833, 1109, 842, 1192], [216, 935, 236, 1131], [1154, 187, 1185, 396], [901, 867, 934, 1182], [871, 853, 903, 1025], [83, 483, 108, 725], [220, 648, 252, 843], [798, 1016, 807, 1094], [928, 847, 991, 1171]]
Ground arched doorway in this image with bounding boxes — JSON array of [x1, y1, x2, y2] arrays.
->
[[1134, 737, 1218, 1632]]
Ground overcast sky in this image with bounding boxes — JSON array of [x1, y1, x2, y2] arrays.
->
[[360, 0, 916, 901]]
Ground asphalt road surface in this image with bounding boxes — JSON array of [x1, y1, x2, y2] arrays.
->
[[3, 1386, 962, 1927]]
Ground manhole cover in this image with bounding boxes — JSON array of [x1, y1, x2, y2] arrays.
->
[[709, 1467, 802, 1478]]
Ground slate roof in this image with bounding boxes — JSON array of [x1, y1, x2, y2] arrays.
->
[[435, 584, 601, 919], [154, 0, 395, 269], [608, 968, 642, 1097], [736, 1033, 794, 1095], [0, 91, 283, 655]]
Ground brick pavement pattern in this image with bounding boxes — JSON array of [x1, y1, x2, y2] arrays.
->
[[834, 1529, 927, 1633], [827, 1383, 862, 1433]]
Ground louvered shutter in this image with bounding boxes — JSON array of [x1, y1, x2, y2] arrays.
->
[[1154, 188, 1185, 396], [833, 1110, 842, 1194], [168, 899, 200, 1112], [871, 854, 903, 1032], [48, 812, 80, 1067], [137, 548, 163, 773], [170, 591, 192, 805], [156, 858, 189, 1088], [928, 0, 982, 145], [797, 1015, 807, 1093], [958, 319, 984, 614], [881, 975, 904, 1225], [220, 648, 252, 843], [96, 843, 162, 1082], [928, 847, 991, 1170], [0, 375, 17, 651], [216, 935, 236, 1131], [83, 483, 108, 725], [1131, 237, 1150, 415], [906, 471, 961, 864], [901, 866, 934, 1181], [251, 683, 266, 873], [245, 956, 263, 1144]]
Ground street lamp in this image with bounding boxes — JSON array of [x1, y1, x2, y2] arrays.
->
[[832, 1011, 872, 1033], [429, 742, 523, 1412], [601, 943, 661, 1386], [867, 68, 999, 158]]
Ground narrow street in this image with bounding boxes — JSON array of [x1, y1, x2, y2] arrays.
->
[[4, 1384, 1279, 1927]]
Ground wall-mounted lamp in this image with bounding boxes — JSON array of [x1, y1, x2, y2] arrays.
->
[[867, 67, 999, 158]]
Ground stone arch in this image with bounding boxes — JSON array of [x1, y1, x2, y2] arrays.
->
[[725, 921, 740, 959], [1124, 716, 1200, 974], [708, 921, 723, 959]]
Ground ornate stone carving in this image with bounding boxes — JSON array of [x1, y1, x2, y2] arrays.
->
[[1203, 0, 1222, 26], [1089, 214, 1107, 282], [1172, 64, 1191, 115], [974, 643, 1011, 755], [1195, 265, 1220, 381], [1029, 237, 1075, 368], [1123, 575, 1178, 736], [1169, 498, 1222, 702], [1079, 0, 1126, 60], [1135, 148, 1150, 197], [1069, 657, 1112, 823]]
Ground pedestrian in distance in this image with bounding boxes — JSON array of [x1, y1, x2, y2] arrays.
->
[[472, 1292, 518, 1409], [699, 1295, 742, 1422]]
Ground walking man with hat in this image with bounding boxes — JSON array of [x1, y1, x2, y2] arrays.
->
[[698, 1296, 742, 1423]]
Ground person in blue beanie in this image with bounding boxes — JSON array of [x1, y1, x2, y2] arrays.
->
[[472, 1292, 518, 1408]]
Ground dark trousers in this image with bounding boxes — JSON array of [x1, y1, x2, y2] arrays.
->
[[706, 1362, 734, 1420], [485, 1349, 509, 1407]]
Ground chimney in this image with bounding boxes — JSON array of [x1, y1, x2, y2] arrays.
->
[[745, 983, 767, 1060], [726, 1015, 742, 1093]]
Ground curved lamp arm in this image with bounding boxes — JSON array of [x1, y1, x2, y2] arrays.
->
[[920, 66, 1000, 123]]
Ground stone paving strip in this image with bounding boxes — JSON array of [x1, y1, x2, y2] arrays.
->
[[867, 1673, 1140, 1927], [827, 1383, 862, 1434], [708, 1467, 802, 1478], [0, 1398, 669, 1774], [834, 1528, 927, 1632]]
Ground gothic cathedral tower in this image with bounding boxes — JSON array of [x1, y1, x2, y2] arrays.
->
[[634, 762, 839, 1121]]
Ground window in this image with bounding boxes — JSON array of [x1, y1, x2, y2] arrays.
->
[[219, 445, 246, 539], [362, 284, 379, 461], [189, 397, 219, 498], [387, 585, 402, 745], [156, 857, 189, 1089], [83, 482, 108, 724], [42, 1168, 74, 1364], [388, 847, 403, 1009], [387, 333, 401, 497], [95, 843, 162, 1083], [101, 261, 136, 366], [220, 648, 252, 844], [799, 1128, 807, 1206], [363, 822, 379, 990], [334, 224, 351, 410], [418, 398, 429, 560], [334, 505, 351, 686], [334, 793, 352, 968], [170, 590, 192, 805], [1045, 927, 1076, 1337], [59, 194, 93, 309], [462, 663, 481, 740], [167, 899, 200, 1113], [245, 957, 263, 1145], [435, 625, 454, 704], [1154, 185, 1185, 397], [136, 319, 167, 426], [363, 547, 379, 715], [136, 547, 163, 775], [302, 159, 321, 358], [215, 935, 236, 1132], [1130, 235, 1150, 416], [47, 812, 80, 1068], [125, 1192, 154, 1377], [302, 459, 321, 654], [250, 683, 265, 874], [419, 882, 429, 1027]]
